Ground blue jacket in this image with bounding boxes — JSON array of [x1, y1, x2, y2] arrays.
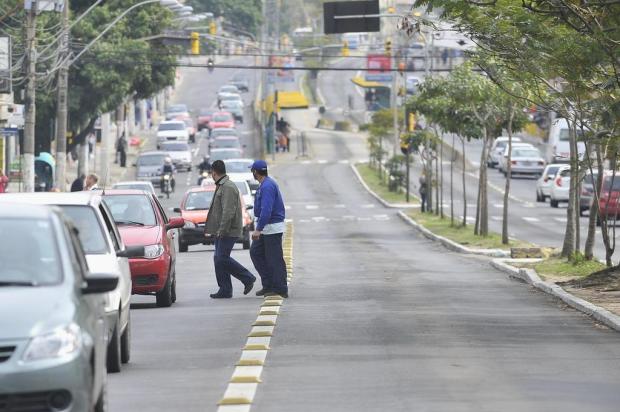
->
[[254, 176, 285, 231]]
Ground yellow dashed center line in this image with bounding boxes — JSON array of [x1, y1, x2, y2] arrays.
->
[[217, 222, 294, 411]]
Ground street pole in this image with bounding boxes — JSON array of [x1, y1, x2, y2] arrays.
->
[[23, 1, 38, 192], [260, 0, 268, 159], [55, 1, 69, 191]]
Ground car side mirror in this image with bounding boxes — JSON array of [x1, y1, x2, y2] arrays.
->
[[173, 207, 182, 213], [116, 245, 145, 259], [82, 272, 119, 294], [166, 216, 185, 230]]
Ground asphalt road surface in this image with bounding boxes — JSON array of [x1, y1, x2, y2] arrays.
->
[[109, 63, 620, 412]]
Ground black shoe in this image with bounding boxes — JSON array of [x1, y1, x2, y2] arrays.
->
[[210, 292, 232, 299], [255, 288, 270, 297], [265, 291, 288, 299], [244, 280, 255, 295]]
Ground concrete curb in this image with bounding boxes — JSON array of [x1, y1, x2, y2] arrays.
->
[[491, 259, 620, 333], [398, 211, 511, 258], [350, 163, 419, 209]]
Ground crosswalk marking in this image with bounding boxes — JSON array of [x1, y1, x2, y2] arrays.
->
[[305, 205, 319, 210], [291, 215, 392, 224], [522, 217, 540, 223], [361, 204, 376, 209]]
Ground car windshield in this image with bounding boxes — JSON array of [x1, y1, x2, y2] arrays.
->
[[226, 160, 253, 173], [159, 123, 185, 131], [212, 129, 236, 137], [602, 176, 620, 191], [234, 182, 249, 195], [222, 101, 242, 109], [546, 166, 560, 177], [167, 104, 187, 113], [513, 149, 540, 158], [495, 141, 507, 150], [214, 139, 240, 149], [138, 155, 165, 166], [213, 114, 232, 122], [221, 94, 241, 101], [161, 143, 189, 152], [104, 195, 157, 226], [59, 206, 109, 255], [0, 217, 62, 286], [211, 150, 242, 161], [220, 86, 238, 93], [185, 191, 215, 210]]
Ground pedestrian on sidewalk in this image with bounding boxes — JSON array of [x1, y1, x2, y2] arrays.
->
[[116, 132, 128, 167], [84, 174, 99, 191], [204, 160, 256, 299], [419, 172, 428, 213], [70, 174, 85, 192], [249, 160, 288, 298], [0, 171, 9, 193]]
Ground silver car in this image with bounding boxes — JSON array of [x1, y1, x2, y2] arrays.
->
[[0, 203, 118, 411], [160, 141, 193, 171], [500, 145, 545, 177], [135, 151, 168, 184], [0, 192, 144, 373], [536, 164, 563, 202]]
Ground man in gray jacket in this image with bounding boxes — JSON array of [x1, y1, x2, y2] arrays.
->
[[205, 160, 256, 298]]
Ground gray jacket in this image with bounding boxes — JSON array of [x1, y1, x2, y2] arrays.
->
[[204, 175, 243, 238]]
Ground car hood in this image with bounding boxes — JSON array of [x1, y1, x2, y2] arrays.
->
[[167, 151, 191, 161], [182, 209, 209, 225], [0, 287, 74, 340], [137, 165, 162, 175], [118, 225, 161, 246]]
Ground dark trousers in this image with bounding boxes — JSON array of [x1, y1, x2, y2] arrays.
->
[[250, 233, 288, 294], [420, 193, 427, 212], [119, 150, 127, 167], [214, 237, 255, 296]]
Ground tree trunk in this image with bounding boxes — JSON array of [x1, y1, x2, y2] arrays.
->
[[595, 143, 614, 266], [450, 134, 455, 226], [502, 107, 515, 244], [584, 142, 598, 260], [461, 137, 467, 227], [480, 133, 490, 236], [560, 121, 577, 258], [439, 135, 444, 218], [435, 150, 439, 215], [474, 128, 488, 235], [573, 125, 581, 253]]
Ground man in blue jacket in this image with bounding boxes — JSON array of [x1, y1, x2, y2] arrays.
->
[[249, 160, 288, 298]]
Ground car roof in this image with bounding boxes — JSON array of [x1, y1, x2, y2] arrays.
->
[[0, 202, 58, 219], [188, 186, 216, 193], [214, 136, 239, 141], [0, 191, 104, 207], [113, 181, 153, 186], [103, 189, 152, 196], [210, 148, 242, 153], [225, 158, 254, 163], [139, 150, 168, 157], [160, 120, 185, 125], [160, 141, 190, 146]]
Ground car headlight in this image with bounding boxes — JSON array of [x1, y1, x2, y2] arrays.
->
[[183, 220, 196, 229], [23, 324, 82, 362], [144, 244, 165, 259]]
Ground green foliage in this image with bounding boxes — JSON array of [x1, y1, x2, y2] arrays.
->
[[188, 0, 262, 35]]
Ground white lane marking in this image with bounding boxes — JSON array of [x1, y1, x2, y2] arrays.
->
[[301, 160, 312, 165], [285, 205, 292, 210], [357, 217, 372, 221], [305, 205, 319, 210], [299, 219, 310, 223], [374, 214, 390, 221], [491, 216, 503, 221], [459, 216, 476, 222], [317, 159, 328, 164], [338, 160, 350, 164], [493, 203, 504, 208], [554, 217, 568, 223], [522, 203, 536, 208], [522, 217, 540, 223], [342, 215, 356, 220], [333, 204, 346, 209], [361, 204, 376, 209], [312, 216, 328, 222]]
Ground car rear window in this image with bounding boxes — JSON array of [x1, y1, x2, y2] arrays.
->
[[213, 114, 232, 122], [226, 160, 253, 173], [138, 155, 166, 166], [546, 166, 560, 177], [512, 149, 540, 158], [159, 122, 185, 131], [104, 195, 157, 226], [603, 176, 620, 191], [59, 206, 109, 254], [214, 139, 240, 149], [0, 218, 62, 285], [185, 192, 215, 210]]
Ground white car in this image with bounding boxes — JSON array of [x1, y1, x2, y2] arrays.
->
[[498, 142, 535, 173], [112, 181, 156, 194], [549, 165, 571, 207], [225, 158, 259, 194], [157, 120, 189, 148], [229, 177, 254, 219], [160, 141, 192, 171], [501, 145, 545, 177], [488, 136, 522, 168], [0, 192, 144, 373], [165, 103, 190, 120], [535, 164, 564, 202], [217, 85, 240, 100], [546, 117, 585, 163]]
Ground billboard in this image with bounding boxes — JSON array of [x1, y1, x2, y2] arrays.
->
[[365, 54, 392, 82]]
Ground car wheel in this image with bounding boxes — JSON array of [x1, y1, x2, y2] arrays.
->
[[94, 382, 107, 412], [179, 238, 188, 252], [120, 313, 131, 364], [550, 198, 559, 208], [156, 273, 173, 307], [106, 320, 121, 373], [171, 271, 177, 304], [536, 191, 543, 202]]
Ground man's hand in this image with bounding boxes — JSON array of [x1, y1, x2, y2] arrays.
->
[[252, 230, 262, 241]]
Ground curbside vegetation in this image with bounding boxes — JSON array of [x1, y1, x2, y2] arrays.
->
[[351, 163, 419, 208]]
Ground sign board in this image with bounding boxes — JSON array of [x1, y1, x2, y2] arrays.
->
[[269, 56, 296, 83], [0, 37, 10, 94], [365, 73, 393, 82], [367, 54, 391, 73], [324, 0, 380, 34], [24, 0, 65, 12]]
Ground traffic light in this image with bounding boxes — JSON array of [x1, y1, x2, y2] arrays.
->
[[385, 39, 392, 56], [190, 32, 200, 55], [406, 109, 416, 132], [342, 40, 350, 57], [207, 57, 214, 73], [209, 21, 217, 35]]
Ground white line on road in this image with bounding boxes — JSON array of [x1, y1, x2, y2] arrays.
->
[[317, 159, 328, 164], [522, 217, 540, 223], [305, 205, 319, 210], [554, 217, 568, 223], [361, 204, 376, 209]]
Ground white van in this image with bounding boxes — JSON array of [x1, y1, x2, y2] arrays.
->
[[546, 118, 585, 163]]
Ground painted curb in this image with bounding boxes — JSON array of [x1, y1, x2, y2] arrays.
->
[[350, 163, 419, 209], [398, 211, 511, 258], [491, 259, 620, 333]]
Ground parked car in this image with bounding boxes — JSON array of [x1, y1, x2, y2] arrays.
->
[[0, 203, 118, 411], [597, 172, 620, 225], [103, 190, 184, 307], [536, 164, 563, 202], [157, 120, 189, 148], [580, 172, 599, 216], [549, 165, 570, 207], [0, 192, 144, 373], [112, 180, 156, 194], [488, 136, 522, 168], [225, 158, 259, 193], [197, 108, 216, 130], [220, 100, 244, 123], [499, 144, 544, 177], [160, 141, 192, 171], [230, 74, 249, 92], [545, 117, 586, 163], [209, 148, 243, 162], [498, 142, 534, 173], [135, 151, 168, 184], [165, 103, 190, 120], [174, 186, 253, 252], [211, 136, 242, 152], [208, 112, 235, 131]]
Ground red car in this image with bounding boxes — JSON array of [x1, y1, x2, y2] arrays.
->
[[197, 108, 216, 131], [598, 173, 620, 226], [209, 111, 235, 131], [103, 190, 184, 307]]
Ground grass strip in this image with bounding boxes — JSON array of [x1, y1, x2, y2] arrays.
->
[[355, 163, 417, 205]]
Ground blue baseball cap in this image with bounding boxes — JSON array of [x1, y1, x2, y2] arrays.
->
[[250, 160, 268, 171]]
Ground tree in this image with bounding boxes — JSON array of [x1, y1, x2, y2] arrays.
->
[[188, 0, 262, 35]]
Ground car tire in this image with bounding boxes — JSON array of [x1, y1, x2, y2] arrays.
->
[[536, 191, 544, 202], [550, 198, 559, 208], [106, 320, 121, 373], [156, 273, 173, 307], [171, 271, 177, 304], [120, 313, 131, 364], [94, 382, 107, 412], [178, 239, 188, 253]]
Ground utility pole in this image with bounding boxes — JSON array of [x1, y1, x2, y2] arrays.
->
[[23, 1, 38, 192], [55, 1, 69, 191], [260, 0, 268, 159]]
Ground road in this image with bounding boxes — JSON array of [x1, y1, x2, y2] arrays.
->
[[108, 60, 620, 411]]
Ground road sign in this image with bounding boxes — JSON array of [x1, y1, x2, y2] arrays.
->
[[364, 73, 393, 82], [323, 0, 380, 34], [24, 0, 65, 12], [0, 37, 11, 94]]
